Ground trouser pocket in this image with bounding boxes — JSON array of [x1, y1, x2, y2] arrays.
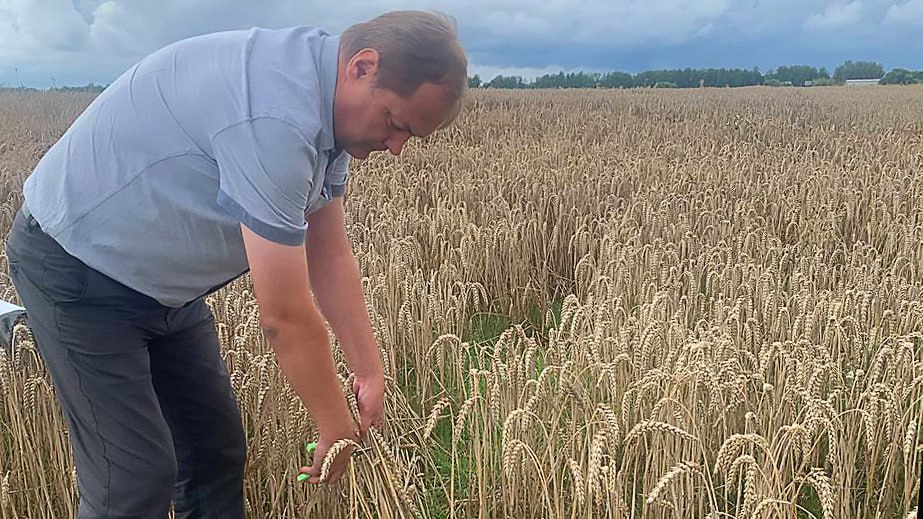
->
[[7, 208, 88, 305]]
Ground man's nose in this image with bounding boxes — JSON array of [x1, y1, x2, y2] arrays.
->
[[386, 132, 411, 156]]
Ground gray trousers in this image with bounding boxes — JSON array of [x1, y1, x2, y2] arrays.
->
[[6, 207, 246, 518]]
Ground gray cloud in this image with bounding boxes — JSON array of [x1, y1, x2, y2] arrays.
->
[[883, 0, 923, 26], [804, 1, 864, 30], [464, 0, 732, 46], [24, 0, 89, 51], [72, 0, 102, 25], [0, 0, 919, 87]]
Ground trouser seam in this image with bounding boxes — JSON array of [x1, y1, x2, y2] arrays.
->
[[65, 344, 112, 517], [191, 428, 204, 517]]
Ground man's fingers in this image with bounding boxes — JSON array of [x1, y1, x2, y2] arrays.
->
[[299, 465, 321, 484], [359, 416, 372, 439], [300, 452, 352, 485], [306, 463, 339, 485]]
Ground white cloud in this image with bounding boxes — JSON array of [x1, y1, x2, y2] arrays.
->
[[470, 0, 732, 46], [883, 0, 923, 26], [0, 0, 90, 59], [16, 0, 89, 50], [804, 1, 863, 30]]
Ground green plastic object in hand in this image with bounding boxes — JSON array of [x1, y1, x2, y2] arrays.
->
[[296, 441, 319, 482]]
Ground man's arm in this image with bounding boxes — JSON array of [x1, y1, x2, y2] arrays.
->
[[305, 198, 385, 433], [305, 198, 383, 377], [240, 223, 356, 483], [211, 114, 360, 482]]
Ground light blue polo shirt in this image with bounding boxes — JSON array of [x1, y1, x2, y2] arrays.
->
[[23, 26, 349, 307]]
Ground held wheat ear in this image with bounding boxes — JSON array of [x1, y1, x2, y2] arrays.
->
[[295, 439, 367, 482]]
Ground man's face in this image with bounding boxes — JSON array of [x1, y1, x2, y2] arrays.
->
[[333, 49, 456, 159]]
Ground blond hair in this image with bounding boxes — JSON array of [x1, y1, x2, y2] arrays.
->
[[341, 10, 468, 123]]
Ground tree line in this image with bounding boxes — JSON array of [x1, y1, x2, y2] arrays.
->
[[0, 83, 107, 93], [470, 60, 923, 89]]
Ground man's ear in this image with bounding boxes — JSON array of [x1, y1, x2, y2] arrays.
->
[[347, 48, 380, 81]]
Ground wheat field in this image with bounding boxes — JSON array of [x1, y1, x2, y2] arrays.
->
[[0, 86, 921, 518]]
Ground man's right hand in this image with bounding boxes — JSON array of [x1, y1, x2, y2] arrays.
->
[[298, 431, 358, 484], [240, 222, 357, 484]]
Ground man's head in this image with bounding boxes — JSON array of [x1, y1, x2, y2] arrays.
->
[[333, 10, 468, 159]]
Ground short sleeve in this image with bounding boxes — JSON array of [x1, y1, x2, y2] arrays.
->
[[212, 117, 317, 246], [326, 150, 350, 197]]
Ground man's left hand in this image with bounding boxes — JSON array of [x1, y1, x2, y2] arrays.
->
[[353, 371, 385, 438]]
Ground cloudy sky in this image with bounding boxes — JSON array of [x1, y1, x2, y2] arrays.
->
[[0, 0, 921, 87]]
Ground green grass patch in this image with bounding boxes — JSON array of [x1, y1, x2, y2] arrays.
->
[[418, 296, 566, 516], [797, 485, 824, 518], [423, 416, 474, 518], [524, 297, 564, 338], [465, 311, 511, 346], [465, 297, 564, 347]]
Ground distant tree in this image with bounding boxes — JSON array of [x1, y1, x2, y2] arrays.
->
[[462, 61, 900, 91], [811, 77, 837, 86], [765, 65, 827, 87], [56, 82, 107, 93], [834, 60, 884, 83], [533, 72, 564, 88], [486, 75, 526, 89], [532, 71, 599, 89], [880, 68, 918, 85], [697, 68, 762, 88], [620, 68, 762, 89], [599, 71, 633, 88], [633, 71, 659, 88]]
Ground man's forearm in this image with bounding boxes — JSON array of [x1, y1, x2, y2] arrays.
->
[[307, 248, 383, 377], [264, 319, 356, 437]]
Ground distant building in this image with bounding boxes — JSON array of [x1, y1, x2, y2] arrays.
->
[[845, 78, 881, 86]]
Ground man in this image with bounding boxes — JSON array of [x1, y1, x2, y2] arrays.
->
[[5, 10, 467, 518]]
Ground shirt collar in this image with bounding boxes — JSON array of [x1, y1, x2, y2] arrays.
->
[[318, 34, 340, 152]]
